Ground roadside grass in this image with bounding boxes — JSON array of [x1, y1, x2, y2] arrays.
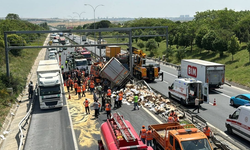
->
[[0, 34, 47, 128]]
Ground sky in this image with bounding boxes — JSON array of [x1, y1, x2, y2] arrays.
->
[[1, 0, 250, 19]]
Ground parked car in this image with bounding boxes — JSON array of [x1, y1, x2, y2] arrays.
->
[[49, 56, 57, 60], [230, 94, 250, 106], [58, 48, 63, 52]]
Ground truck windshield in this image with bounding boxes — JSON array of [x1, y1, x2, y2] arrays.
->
[[83, 54, 91, 58], [40, 85, 61, 96], [76, 61, 87, 66], [181, 138, 212, 150]]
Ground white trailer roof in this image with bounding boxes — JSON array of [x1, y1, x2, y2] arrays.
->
[[39, 60, 58, 66], [182, 59, 224, 66], [37, 64, 60, 73]]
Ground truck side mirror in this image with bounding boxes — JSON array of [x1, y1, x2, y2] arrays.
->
[[229, 114, 232, 119]]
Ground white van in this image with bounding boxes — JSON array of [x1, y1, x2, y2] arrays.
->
[[225, 104, 250, 141], [168, 78, 209, 105]]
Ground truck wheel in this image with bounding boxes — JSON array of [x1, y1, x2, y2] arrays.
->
[[168, 92, 172, 99], [226, 124, 233, 134]]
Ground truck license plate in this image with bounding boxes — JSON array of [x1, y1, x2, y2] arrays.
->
[[49, 105, 55, 108]]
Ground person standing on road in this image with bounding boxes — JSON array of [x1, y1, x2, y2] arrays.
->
[[97, 84, 102, 97], [105, 101, 112, 119], [65, 60, 68, 68], [193, 98, 201, 113], [66, 78, 70, 92], [81, 84, 86, 97], [28, 81, 34, 99], [203, 125, 212, 138], [118, 91, 123, 108], [93, 100, 99, 118], [101, 95, 106, 112], [77, 84, 81, 99], [74, 82, 78, 95], [84, 98, 90, 114], [139, 125, 147, 144], [70, 77, 73, 91], [61, 65, 64, 72], [89, 81, 95, 94], [133, 92, 139, 110], [107, 87, 112, 98], [146, 127, 153, 147]]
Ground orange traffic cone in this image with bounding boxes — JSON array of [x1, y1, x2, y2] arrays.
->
[[68, 93, 71, 99], [213, 98, 216, 106]]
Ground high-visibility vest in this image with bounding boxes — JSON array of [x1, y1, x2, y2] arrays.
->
[[107, 89, 111, 96], [74, 83, 78, 89], [70, 79, 73, 85], [84, 100, 89, 107], [119, 93, 123, 101], [203, 127, 211, 137], [66, 80, 70, 86], [90, 82, 94, 88], [168, 116, 174, 123], [98, 103, 101, 108], [77, 85, 81, 93], [134, 96, 138, 103], [146, 130, 153, 140], [140, 129, 147, 138], [82, 85, 86, 92], [105, 104, 111, 111]]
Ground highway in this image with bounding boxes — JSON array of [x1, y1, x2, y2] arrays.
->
[[24, 50, 75, 150], [67, 34, 250, 149]]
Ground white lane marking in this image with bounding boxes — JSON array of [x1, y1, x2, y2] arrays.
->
[[211, 90, 231, 98], [163, 80, 168, 84], [142, 106, 163, 124]]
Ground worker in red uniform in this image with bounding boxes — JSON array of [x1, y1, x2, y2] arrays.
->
[[139, 125, 147, 144], [74, 82, 78, 95], [77, 84, 81, 99], [203, 125, 212, 138], [105, 101, 111, 119], [146, 127, 153, 146], [107, 87, 112, 97], [81, 84, 86, 97], [89, 80, 95, 94], [83, 98, 90, 114], [118, 91, 123, 108]]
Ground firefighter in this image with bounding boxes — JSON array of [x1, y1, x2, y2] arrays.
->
[[203, 125, 212, 138], [83, 98, 90, 114], [66, 78, 70, 92], [107, 87, 112, 97], [105, 101, 111, 119], [139, 125, 147, 144], [146, 127, 153, 147], [81, 83, 86, 97], [28, 81, 34, 99], [74, 82, 78, 95], [77, 84, 81, 99]]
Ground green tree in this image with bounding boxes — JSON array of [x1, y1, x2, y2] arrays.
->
[[195, 26, 208, 49], [5, 13, 20, 20], [202, 30, 217, 52], [163, 48, 173, 61], [137, 41, 144, 49], [212, 37, 228, 58], [146, 39, 158, 56], [175, 48, 186, 62], [8, 34, 26, 56], [247, 42, 250, 62], [228, 35, 240, 61]]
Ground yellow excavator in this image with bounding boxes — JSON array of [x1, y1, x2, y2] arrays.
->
[[132, 47, 159, 82]]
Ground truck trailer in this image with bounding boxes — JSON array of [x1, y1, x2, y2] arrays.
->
[[36, 63, 63, 109], [150, 122, 214, 150], [179, 59, 225, 90], [99, 57, 130, 88], [98, 112, 153, 150]]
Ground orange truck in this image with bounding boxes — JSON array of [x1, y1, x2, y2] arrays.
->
[[149, 123, 215, 150], [105, 46, 121, 60]]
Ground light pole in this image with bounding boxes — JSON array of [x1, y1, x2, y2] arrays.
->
[[73, 11, 85, 28], [84, 4, 104, 57], [68, 15, 77, 28]]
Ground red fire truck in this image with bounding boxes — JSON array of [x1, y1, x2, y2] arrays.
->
[[98, 113, 153, 150], [80, 51, 91, 65]]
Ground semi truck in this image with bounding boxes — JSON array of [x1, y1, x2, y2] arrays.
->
[[168, 78, 209, 104], [98, 112, 153, 150], [149, 122, 214, 150], [36, 63, 63, 109], [99, 57, 130, 88], [178, 59, 225, 90]]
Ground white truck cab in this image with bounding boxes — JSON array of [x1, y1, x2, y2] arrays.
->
[[225, 104, 250, 141], [168, 78, 208, 105], [75, 58, 88, 71]]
